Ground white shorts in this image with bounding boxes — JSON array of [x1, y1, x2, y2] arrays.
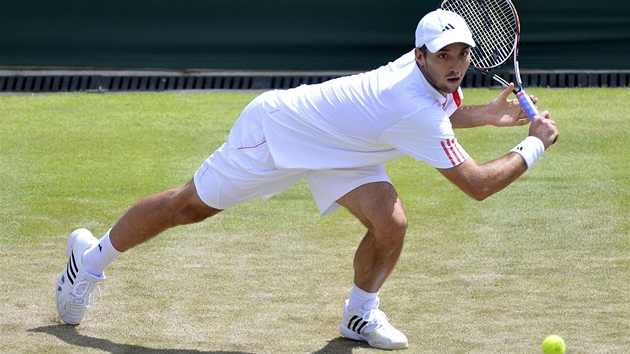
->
[[193, 97, 391, 216]]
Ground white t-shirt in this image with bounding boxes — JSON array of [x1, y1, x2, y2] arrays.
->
[[259, 49, 469, 170]]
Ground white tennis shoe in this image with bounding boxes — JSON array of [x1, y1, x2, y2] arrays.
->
[[56, 228, 105, 325], [339, 298, 409, 350]]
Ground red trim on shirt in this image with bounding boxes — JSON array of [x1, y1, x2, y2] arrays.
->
[[238, 141, 267, 150], [453, 90, 462, 107], [440, 139, 464, 166]]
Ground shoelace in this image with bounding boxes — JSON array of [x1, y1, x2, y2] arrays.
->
[[71, 273, 103, 307], [360, 297, 390, 325], [362, 308, 390, 324]]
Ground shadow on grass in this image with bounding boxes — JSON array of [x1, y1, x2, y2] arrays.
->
[[28, 325, 368, 354], [312, 337, 371, 353]]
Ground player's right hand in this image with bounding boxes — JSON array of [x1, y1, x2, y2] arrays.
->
[[528, 111, 559, 149]]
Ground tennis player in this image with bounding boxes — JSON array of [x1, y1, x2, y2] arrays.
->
[[56, 9, 558, 350]]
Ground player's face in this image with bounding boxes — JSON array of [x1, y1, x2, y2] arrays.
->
[[415, 43, 471, 96]]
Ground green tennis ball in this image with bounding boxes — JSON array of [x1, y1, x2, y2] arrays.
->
[[542, 335, 565, 354]]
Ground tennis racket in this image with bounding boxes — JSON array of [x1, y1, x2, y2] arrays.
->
[[439, 0, 538, 120]]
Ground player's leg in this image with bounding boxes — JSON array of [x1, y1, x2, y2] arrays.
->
[[337, 182, 407, 293], [336, 182, 408, 350], [306, 168, 407, 293], [78, 179, 220, 278], [56, 95, 305, 325], [56, 179, 221, 325], [108, 178, 220, 252], [335, 181, 408, 350], [305, 167, 408, 350]]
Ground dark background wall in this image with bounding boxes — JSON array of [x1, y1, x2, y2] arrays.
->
[[1, 1, 628, 71]]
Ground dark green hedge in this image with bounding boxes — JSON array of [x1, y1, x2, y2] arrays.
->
[[1, 1, 628, 70]]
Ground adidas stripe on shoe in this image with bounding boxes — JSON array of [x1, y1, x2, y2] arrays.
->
[[339, 299, 408, 350], [56, 228, 105, 325]]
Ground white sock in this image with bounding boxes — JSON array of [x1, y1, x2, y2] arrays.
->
[[82, 229, 122, 276], [347, 282, 380, 310]]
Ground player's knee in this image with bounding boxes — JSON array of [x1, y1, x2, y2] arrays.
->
[[178, 202, 216, 225], [373, 210, 408, 246], [168, 183, 220, 226], [389, 212, 408, 241]]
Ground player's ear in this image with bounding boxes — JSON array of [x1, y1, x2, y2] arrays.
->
[[414, 47, 425, 66]]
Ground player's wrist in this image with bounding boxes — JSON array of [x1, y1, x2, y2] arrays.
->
[[510, 136, 544, 169], [481, 105, 495, 126]]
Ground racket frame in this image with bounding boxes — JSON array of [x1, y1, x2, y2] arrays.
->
[[438, 0, 539, 119]]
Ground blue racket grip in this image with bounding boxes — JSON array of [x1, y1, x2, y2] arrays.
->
[[515, 90, 539, 120]]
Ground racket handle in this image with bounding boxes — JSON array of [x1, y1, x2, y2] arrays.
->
[[515, 90, 539, 120]]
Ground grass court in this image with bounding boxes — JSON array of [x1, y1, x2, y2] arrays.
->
[[1, 87, 628, 353]]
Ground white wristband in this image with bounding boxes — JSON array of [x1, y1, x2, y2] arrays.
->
[[510, 136, 545, 169]]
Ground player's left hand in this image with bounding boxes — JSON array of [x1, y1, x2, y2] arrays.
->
[[486, 83, 537, 127]]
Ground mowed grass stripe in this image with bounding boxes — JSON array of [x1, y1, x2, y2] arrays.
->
[[0, 88, 628, 353]]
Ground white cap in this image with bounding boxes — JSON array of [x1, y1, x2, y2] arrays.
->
[[415, 9, 476, 53]]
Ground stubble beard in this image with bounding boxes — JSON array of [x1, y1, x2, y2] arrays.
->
[[421, 62, 459, 95]]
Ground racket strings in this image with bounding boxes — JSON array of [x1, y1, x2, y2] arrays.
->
[[441, 0, 518, 69]]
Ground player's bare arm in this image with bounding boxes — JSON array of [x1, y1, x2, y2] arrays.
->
[[450, 83, 537, 128], [437, 154, 525, 201], [439, 111, 558, 200]]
